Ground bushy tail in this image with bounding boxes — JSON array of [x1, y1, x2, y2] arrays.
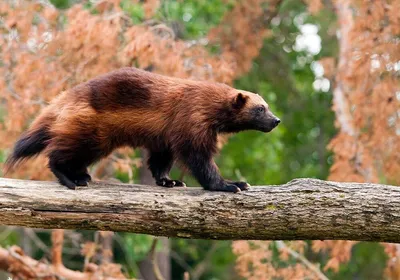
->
[[4, 119, 51, 174]]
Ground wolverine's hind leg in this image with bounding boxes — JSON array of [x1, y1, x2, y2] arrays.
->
[[48, 150, 93, 189], [147, 148, 186, 188], [49, 159, 77, 190], [49, 161, 91, 188]]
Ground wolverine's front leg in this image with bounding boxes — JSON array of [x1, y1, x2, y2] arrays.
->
[[147, 148, 186, 188], [180, 148, 247, 193]]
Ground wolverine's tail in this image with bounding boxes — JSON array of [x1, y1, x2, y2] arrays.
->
[[4, 115, 52, 173]]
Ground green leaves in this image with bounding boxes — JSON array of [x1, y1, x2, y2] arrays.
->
[[49, 0, 71, 9], [121, 0, 145, 24], [156, 0, 232, 39]]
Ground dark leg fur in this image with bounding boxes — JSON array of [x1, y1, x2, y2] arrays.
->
[[48, 146, 99, 189], [49, 160, 76, 190], [47, 129, 111, 189], [49, 161, 91, 188], [147, 148, 186, 188], [179, 147, 245, 193], [70, 167, 92, 186]]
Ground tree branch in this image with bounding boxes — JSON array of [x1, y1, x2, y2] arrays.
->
[[149, 238, 165, 280], [51, 229, 64, 267], [0, 178, 399, 242], [0, 245, 128, 280], [275, 241, 329, 280]]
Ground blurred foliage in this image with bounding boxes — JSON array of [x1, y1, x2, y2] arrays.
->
[[219, 0, 337, 184], [123, 234, 154, 262], [155, 0, 235, 39], [0, 0, 395, 279], [331, 243, 388, 280], [171, 240, 237, 280], [49, 0, 75, 9]]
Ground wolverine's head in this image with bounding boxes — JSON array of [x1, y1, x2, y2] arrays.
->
[[216, 90, 280, 133]]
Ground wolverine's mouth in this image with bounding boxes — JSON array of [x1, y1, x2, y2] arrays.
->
[[255, 117, 280, 133], [260, 122, 280, 133], [261, 126, 274, 133]]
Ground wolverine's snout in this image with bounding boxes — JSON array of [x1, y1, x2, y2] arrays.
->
[[260, 113, 281, 132], [273, 118, 281, 127], [271, 117, 280, 129]]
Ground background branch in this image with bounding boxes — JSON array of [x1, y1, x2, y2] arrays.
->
[[149, 238, 165, 280], [275, 241, 329, 280]]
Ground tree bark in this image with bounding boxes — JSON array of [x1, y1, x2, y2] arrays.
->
[[0, 177, 400, 242]]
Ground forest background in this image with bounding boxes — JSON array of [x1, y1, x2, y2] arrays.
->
[[0, 0, 399, 279]]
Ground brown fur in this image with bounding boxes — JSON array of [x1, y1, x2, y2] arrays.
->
[[5, 67, 280, 192]]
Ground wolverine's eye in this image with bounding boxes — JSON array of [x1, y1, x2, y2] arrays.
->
[[256, 106, 265, 114]]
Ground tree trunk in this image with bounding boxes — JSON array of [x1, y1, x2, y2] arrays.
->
[[0, 177, 400, 242]]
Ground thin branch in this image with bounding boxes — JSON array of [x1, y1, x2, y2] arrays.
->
[[332, 0, 356, 136], [113, 233, 142, 275], [25, 228, 50, 254], [169, 250, 193, 274], [275, 241, 329, 280], [51, 229, 64, 268], [0, 227, 14, 243], [184, 271, 190, 280], [0, 245, 129, 280], [149, 237, 165, 280], [191, 242, 220, 280], [98, 231, 114, 264]]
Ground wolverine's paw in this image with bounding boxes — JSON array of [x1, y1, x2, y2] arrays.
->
[[156, 178, 186, 188], [59, 178, 77, 190], [74, 179, 88, 187], [73, 173, 92, 187], [210, 182, 241, 193], [230, 181, 250, 191], [225, 184, 241, 193]]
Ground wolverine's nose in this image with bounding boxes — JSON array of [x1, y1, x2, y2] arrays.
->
[[273, 118, 281, 127]]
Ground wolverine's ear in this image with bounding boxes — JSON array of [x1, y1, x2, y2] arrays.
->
[[233, 93, 248, 109]]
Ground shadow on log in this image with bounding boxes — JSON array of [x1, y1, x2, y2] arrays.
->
[[0, 177, 399, 242]]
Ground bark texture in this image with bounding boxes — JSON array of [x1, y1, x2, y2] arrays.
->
[[0, 177, 399, 242]]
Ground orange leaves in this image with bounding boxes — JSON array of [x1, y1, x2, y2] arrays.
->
[[208, 0, 278, 76], [95, 0, 123, 14], [329, 0, 400, 185], [233, 240, 329, 280], [232, 241, 275, 280], [318, 57, 336, 80], [42, 7, 59, 25], [234, 240, 355, 279], [327, 1, 399, 277], [121, 26, 156, 69], [304, 0, 323, 15], [384, 244, 400, 279], [312, 240, 356, 272], [143, 0, 161, 19], [55, 4, 121, 81], [81, 242, 97, 261]]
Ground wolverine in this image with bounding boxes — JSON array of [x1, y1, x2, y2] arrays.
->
[[5, 67, 280, 192]]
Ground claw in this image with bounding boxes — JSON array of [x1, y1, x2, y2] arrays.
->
[[156, 178, 187, 188]]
